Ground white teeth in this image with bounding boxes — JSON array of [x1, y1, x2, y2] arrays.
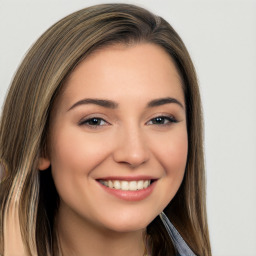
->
[[143, 180, 150, 188], [113, 180, 121, 189], [129, 181, 137, 191], [121, 181, 129, 190], [99, 180, 152, 191], [108, 180, 114, 188], [137, 180, 144, 190]]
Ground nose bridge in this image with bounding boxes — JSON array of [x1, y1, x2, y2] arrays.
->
[[113, 122, 149, 167]]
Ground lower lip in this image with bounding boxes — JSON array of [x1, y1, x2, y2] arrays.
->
[[98, 181, 157, 201]]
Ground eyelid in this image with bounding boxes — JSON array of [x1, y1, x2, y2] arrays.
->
[[78, 116, 110, 128], [146, 114, 178, 126], [77, 113, 179, 128]]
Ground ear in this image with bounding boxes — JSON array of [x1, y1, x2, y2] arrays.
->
[[38, 157, 51, 171]]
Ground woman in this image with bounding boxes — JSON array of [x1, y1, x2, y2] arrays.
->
[[0, 4, 211, 256]]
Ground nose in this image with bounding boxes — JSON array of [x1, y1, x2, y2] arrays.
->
[[112, 125, 150, 168]]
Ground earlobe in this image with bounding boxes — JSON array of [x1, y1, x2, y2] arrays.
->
[[38, 157, 51, 170]]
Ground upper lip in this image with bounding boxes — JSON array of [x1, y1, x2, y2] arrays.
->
[[96, 176, 158, 181]]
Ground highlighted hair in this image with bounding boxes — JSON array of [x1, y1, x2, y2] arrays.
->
[[0, 4, 211, 255]]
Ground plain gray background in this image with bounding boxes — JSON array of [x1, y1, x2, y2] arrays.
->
[[0, 0, 256, 255]]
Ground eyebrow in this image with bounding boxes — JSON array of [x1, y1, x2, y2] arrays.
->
[[68, 98, 118, 111], [68, 97, 184, 111], [147, 97, 184, 109]]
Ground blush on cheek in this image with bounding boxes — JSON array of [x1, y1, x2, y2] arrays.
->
[[163, 140, 188, 168]]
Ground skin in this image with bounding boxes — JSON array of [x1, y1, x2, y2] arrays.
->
[[39, 43, 188, 256]]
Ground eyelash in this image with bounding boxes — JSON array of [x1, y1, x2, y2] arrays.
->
[[147, 115, 178, 126], [79, 117, 109, 128], [79, 115, 178, 128]]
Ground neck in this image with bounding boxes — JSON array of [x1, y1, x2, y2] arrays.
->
[[56, 204, 146, 256]]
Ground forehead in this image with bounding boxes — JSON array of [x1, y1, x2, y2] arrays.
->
[[58, 43, 184, 108]]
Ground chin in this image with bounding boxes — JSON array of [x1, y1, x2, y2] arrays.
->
[[98, 212, 155, 233], [104, 222, 147, 233]]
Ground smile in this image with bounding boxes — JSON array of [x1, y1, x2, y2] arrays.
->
[[96, 177, 157, 201], [98, 180, 151, 191]]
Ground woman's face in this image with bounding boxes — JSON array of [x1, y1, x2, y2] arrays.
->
[[40, 43, 188, 232]]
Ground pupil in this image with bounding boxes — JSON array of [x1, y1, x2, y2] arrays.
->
[[155, 117, 163, 124], [90, 118, 99, 125]]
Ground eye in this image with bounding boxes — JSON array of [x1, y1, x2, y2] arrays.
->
[[147, 115, 178, 126], [79, 117, 109, 128]]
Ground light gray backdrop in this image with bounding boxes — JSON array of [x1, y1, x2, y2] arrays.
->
[[0, 0, 256, 255]]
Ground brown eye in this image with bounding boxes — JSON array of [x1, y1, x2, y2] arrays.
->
[[79, 118, 108, 127], [147, 116, 177, 126]]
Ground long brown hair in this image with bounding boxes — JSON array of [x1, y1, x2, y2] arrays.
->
[[0, 4, 211, 255]]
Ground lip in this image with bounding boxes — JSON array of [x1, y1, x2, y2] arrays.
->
[[96, 175, 157, 181], [96, 177, 157, 201]]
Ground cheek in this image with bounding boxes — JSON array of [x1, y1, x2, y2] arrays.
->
[[49, 125, 111, 185], [153, 129, 188, 171], [151, 129, 188, 197], [166, 134, 188, 173], [51, 123, 105, 161], [48, 126, 114, 217]]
